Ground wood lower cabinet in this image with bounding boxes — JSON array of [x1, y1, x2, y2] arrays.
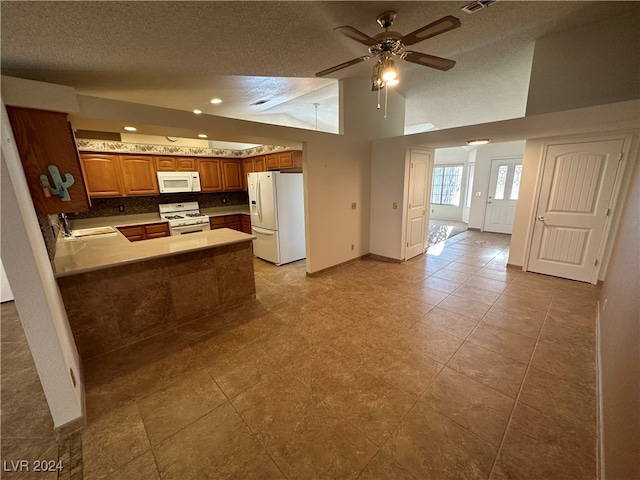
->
[[198, 158, 223, 192], [240, 215, 252, 234], [80, 154, 124, 198], [120, 156, 158, 196], [209, 214, 245, 232], [7, 107, 90, 214], [117, 222, 169, 242]]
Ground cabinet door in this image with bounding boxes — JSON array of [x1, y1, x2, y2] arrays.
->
[[292, 150, 303, 168], [209, 217, 226, 229], [7, 107, 90, 214], [80, 154, 124, 198], [224, 215, 242, 231], [144, 222, 170, 239], [221, 159, 243, 191], [242, 158, 254, 190], [254, 156, 266, 172], [117, 225, 145, 242], [176, 157, 196, 171], [241, 215, 252, 234], [155, 157, 177, 171], [120, 156, 158, 196], [266, 154, 279, 170], [198, 159, 223, 192], [278, 152, 293, 169]]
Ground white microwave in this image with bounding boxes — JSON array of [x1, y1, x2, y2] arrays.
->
[[157, 171, 201, 194]]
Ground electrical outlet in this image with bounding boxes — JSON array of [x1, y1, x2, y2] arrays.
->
[[351, 202, 356, 210], [475, 192, 482, 197], [222, 198, 227, 204], [118, 205, 125, 212], [392, 202, 397, 210]]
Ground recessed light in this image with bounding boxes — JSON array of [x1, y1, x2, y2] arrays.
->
[[210, 98, 222, 104], [123, 126, 137, 132], [466, 139, 491, 145], [198, 134, 208, 139], [193, 109, 202, 115]]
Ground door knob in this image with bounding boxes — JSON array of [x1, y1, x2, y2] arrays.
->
[[538, 216, 547, 221]]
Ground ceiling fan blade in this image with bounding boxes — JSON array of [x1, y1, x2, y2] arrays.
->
[[400, 15, 461, 46], [315, 55, 371, 77], [335, 25, 379, 46], [403, 51, 456, 71]]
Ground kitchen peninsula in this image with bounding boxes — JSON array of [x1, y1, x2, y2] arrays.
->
[[54, 227, 256, 359]]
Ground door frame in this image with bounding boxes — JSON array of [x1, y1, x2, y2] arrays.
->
[[522, 133, 634, 283], [482, 157, 523, 234], [480, 155, 523, 232], [403, 148, 434, 260]]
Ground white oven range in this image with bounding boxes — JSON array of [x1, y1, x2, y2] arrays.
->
[[159, 201, 210, 236]]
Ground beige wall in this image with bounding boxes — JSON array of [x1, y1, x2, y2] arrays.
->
[[526, 8, 640, 116], [598, 154, 640, 480]]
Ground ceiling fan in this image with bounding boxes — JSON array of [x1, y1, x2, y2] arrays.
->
[[316, 11, 461, 90]]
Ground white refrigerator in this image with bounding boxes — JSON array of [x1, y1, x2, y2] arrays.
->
[[248, 171, 305, 266]]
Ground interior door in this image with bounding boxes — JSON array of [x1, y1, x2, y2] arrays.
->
[[528, 139, 624, 283], [405, 150, 431, 260], [483, 158, 522, 234]]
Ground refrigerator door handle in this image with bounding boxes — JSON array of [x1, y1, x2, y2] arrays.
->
[[252, 226, 275, 235], [256, 178, 263, 222]]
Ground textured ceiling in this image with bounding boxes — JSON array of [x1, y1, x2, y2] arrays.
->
[[1, 1, 636, 134]]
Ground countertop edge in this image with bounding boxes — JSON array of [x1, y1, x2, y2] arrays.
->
[[53, 229, 256, 278]]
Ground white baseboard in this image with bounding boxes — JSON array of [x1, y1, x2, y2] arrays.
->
[[596, 301, 605, 480]]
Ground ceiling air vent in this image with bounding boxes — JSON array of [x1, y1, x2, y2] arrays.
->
[[461, 0, 498, 14], [250, 99, 269, 106]]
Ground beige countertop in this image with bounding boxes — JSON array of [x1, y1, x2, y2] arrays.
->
[[53, 228, 255, 278], [69, 206, 250, 230]]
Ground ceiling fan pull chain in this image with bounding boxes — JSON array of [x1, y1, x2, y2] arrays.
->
[[377, 85, 381, 110], [384, 84, 388, 120]]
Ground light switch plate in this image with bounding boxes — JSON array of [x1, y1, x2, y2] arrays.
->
[[475, 192, 482, 197], [351, 202, 357, 210], [392, 202, 397, 210]]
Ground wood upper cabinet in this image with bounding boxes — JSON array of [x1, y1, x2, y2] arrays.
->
[[242, 158, 254, 190], [6, 106, 90, 214], [119, 156, 158, 196], [266, 154, 279, 170], [155, 156, 176, 171], [254, 156, 266, 172], [221, 159, 243, 191], [80, 153, 124, 198], [154, 156, 195, 171], [198, 158, 223, 192]]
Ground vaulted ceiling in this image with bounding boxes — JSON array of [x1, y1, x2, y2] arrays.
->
[[1, 1, 635, 134]]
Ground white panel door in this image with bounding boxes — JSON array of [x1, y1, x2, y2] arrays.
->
[[405, 150, 431, 260], [483, 158, 522, 234], [528, 139, 624, 283]]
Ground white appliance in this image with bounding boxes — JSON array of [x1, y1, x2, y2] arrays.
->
[[159, 201, 210, 236], [157, 171, 201, 194], [248, 171, 305, 265]]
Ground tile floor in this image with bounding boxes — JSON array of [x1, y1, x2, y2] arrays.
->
[[2, 230, 600, 479]]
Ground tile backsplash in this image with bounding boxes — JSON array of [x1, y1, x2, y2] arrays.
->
[[72, 191, 248, 219]]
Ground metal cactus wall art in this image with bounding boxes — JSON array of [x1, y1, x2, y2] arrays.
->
[[40, 165, 75, 201]]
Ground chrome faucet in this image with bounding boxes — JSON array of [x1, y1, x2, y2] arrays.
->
[[59, 213, 73, 236]]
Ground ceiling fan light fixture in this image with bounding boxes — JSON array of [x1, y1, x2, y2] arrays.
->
[[386, 78, 399, 86], [466, 139, 491, 145], [380, 57, 398, 82]]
